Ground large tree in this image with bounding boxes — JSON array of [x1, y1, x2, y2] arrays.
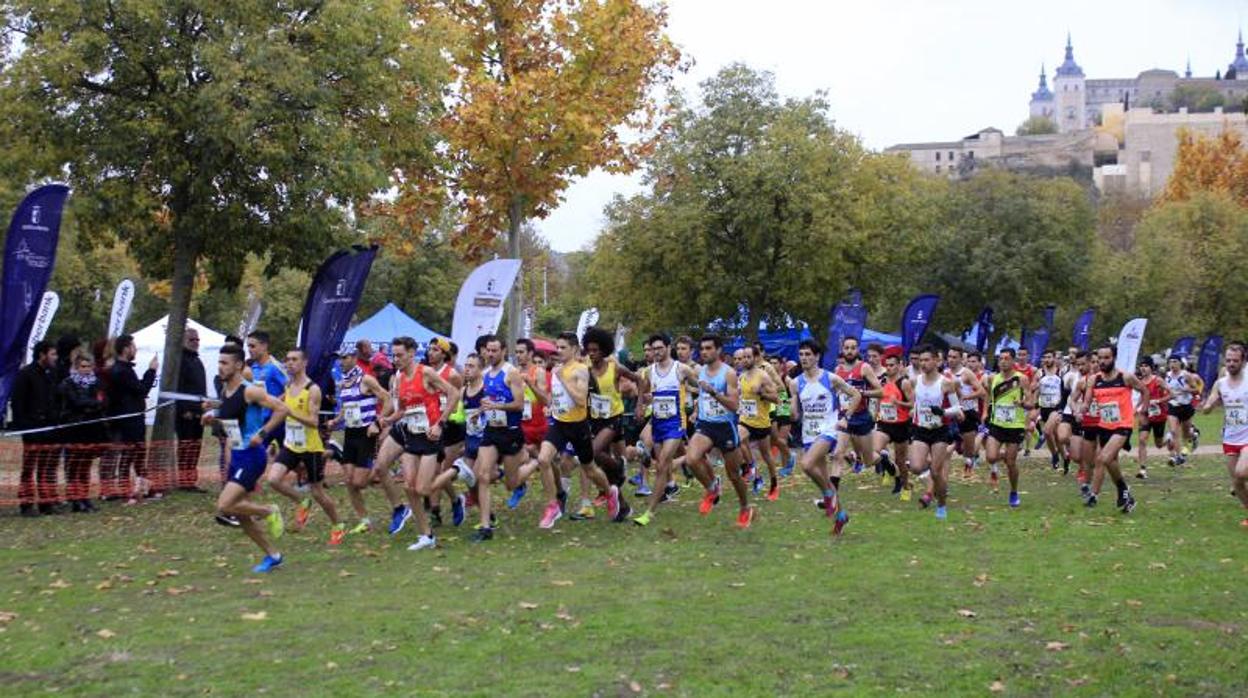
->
[[588, 64, 943, 340], [392, 0, 681, 345], [0, 0, 441, 438]]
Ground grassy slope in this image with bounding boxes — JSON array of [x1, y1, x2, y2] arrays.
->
[[2, 452, 1246, 697]]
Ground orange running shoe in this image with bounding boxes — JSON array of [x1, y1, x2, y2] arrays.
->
[[295, 498, 312, 529], [736, 506, 755, 528], [328, 524, 345, 546], [766, 483, 779, 502], [698, 477, 722, 515]]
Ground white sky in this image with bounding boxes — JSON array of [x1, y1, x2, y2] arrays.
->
[[537, 0, 1243, 252]]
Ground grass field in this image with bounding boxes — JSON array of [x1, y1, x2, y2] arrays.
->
[[3, 449, 1246, 697]]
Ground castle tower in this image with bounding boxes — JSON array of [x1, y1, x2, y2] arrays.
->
[[1029, 64, 1055, 121], [1228, 29, 1248, 80], [1053, 33, 1086, 132]]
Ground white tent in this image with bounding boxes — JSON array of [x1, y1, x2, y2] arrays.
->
[[131, 315, 227, 425]]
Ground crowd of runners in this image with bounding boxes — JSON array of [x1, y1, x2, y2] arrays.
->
[[202, 329, 1248, 573]]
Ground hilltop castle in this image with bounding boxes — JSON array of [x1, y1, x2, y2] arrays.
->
[[1030, 33, 1248, 132]]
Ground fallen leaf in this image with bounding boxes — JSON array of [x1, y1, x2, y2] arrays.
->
[[0, 612, 18, 623], [95, 581, 113, 591], [1125, 599, 1143, 607], [157, 570, 180, 578], [555, 609, 574, 621], [1045, 641, 1070, 651], [519, 602, 539, 610], [989, 680, 1006, 693], [48, 579, 71, 589], [338, 570, 355, 578], [432, 566, 448, 573], [551, 580, 574, 587], [1148, 562, 1167, 570], [957, 609, 977, 618], [629, 681, 642, 692], [728, 582, 745, 588], [96, 629, 117, 639], [566, 666, 581, 673], [258, 590, 274, 598], [241, 611, 268, 621], [326, 661, 338, 670]]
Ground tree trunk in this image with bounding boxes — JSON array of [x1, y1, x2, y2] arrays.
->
[[506, 197, 523, 350], [150, 227, 201, 481], [746, 307, 762, 344]]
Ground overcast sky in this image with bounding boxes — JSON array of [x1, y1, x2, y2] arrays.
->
[[536, 0, 1242, 252]]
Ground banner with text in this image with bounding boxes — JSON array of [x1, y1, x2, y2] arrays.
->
[[297, 245, 378, 386], [1114, 317, 1148, 373], [451, 259, 522, 358]]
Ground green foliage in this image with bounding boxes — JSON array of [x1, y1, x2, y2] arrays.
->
[[1168, 84, 1226, 113], [1015, 116, 1058, 136], [358, 234, 467, 337]]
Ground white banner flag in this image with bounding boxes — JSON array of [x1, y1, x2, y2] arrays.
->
[[25, 291, 59, 364], [108, 278, 135, 338], [576, 307, 600, 344], [451, 259, 522, 357], [238, 292, 263, 339], [1114, 317, 1147, 373], [614, 323, 628, 358]]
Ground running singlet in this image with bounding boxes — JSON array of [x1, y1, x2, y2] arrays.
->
[[396, 367, 443, 436], [738, 370, 771, 429], [796, 370, 840, 445], [988, 373, 1026, 429], [1092, 372, 1134, 431], [435, 363, 461, 422], [835, 361, 871, 420], [550, 361, 588, 422], [1061, 370, 1081, 417], [697, 364, 734, 424], [1218, 376, 1248, 446], [283, 382, 324, 452], [483, 363, 521, 430], [955, 370, 979, 413], [249, 358, 287, 420], [590, 360, 624, 420], [1036, 370, 1064, 410], [649, 362, 686, 431], [1143, 375, 1168, 422], [338, 369, 377, 429], [463, 385, 485, 438], [1166, 371, 1194, 407], [1080, 374, 1101, 429], [774, 383, 792, 419], [218, 381, 265, 452], [912, 374, 946, 429], [521, 364, 547, 425], [877, 377, 910, 424]]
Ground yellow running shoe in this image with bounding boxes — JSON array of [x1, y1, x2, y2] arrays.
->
[[349, 519, 372, 535], [632, 510, 652, 527], [900, 487, 912, 503], [265, 506, 285, 539]]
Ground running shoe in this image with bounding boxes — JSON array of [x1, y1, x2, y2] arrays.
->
[[453, 458, 477, 489], [539, 501, 562, 529], [1191, 428, 1201, 451], [935, 505, 947, 520], [629, 472, 643, 487], [569, 504, 595, 521], [329, 523, 346, 546], [451, 495, 466, 527], [635, 483, 653, 497], [900, 487, 913, 503], [215, 513, 241, 527], [612, 500, 632, 523], [265, 506, 285, 539], [881, 472, 891, 487], [407, 534, 436, 551], [1036, 433, 1046, 450], [593, 492, 609, 508], [1085, 493, 1098, 508], [1117, 489, 1136, 514], [698, 477, 722, 515], [606, 485, 621, 520], [1062, 457, 1070, 476], [752, 475, 764, 495], [852, 459, 863, 474], [632, 510, 652, 527], [294, 498, 311, 529], [736, 506, 755, 529], [389, 505, 412, 535], [832, 509, 850, 536], [662, 482, 680, 502], [349, 519, 372, 535], [778, 463, 795, 478], [469, 526, 493, 542], [918, 492, 932, 509], [556, 487, 568, 514], [1136, 469, 1148, 480], [1008, 491, 1021, 508], [252, 554, 283, 573], [507, 483, 528, 510], [766, 482, 780, 502], [1050, 453, 1060, 470], [823, 491, 839, 519]]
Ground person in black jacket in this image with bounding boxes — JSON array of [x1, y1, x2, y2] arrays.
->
[[174, 327, 208, 491], [11, 341, 60, 516], [104, 334, 158, 502], [59, 350, 107, 512]]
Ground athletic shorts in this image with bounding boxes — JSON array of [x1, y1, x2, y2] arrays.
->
[[1060, 414, 1083, 438], [228, 446, 268, 491], [696, 420, 740, 452], [987, 425, 1025, 445], [403, 432, 443, 459], [743, 423, 772, 443], [912, 425, 953, 445], [522, 419, 547, 447], [590, 415, 624, 442], [263, 424, 285, 448], [773, 413, 793, 427], [652, 418, 685, 444], [276, 448, 326, 483], [481, 427, 524, 457], [841, 414, 875, 437], [545, 419, 594, 465], [442, 420, 466, 447], [958, 409, 981, 434], [685, 416, 697, 439], [465, 434, 482, 460], [1223, 443, 1247, 456], [1097, 427, 1133, 450], [1169, 403, 1195, 422], [1140, 420, 1165, 441], [877, 421, 911, 444], [386, 423, 409, 449], [1039, 407, 1058, 424], [621, 416, 642, 445], [341, 427, 377, 468]]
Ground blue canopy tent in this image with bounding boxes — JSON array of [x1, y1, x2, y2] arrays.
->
[[723, 327, 813, 362], [860, 328, 902, 347], [341, 303, 444, 355]]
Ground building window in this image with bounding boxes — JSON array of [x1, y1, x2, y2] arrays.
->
[[935, 152, 941, 161], [935, 165, 941, 173], [949, 151, 954, 160]]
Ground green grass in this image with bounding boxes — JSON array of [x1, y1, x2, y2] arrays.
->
[[3, 452, 1246, 697]]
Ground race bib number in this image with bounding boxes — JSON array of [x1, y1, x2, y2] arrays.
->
[[590, 394, 612, 419], [1225, 405, 1247, 426], [653, 396, 678, 420], [700, 394, 728, 419], [403, 406, 429, 434], [522, 397, 533, 421], [222, 419, 243, 450], [802, 414, 825, 438], [1038, 386, 1060, 408], [1098, 402, 1121, 424], [1147, 403, 1162, 419], [993, 404, 1018, 425], [960, 398, 978, 413], [344, 403, 363, 428], [740, 399, 759, 419], [486, 409, 509, 427], [285, 421, 306, 449], [878, 402, 898, 422], [465, 409, 485, 436], [917, 409, 942, 429], [551, 394, 572, 419]]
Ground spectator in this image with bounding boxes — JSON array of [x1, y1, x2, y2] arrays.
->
[[370, 349, 393, 389], [174, 327, 207, 491], [104, 334, 158, 502], [12, 340, 60, 516], [54, 334, 79, 384], [355, 339, 375, 377], [59, 349, 106, 512]]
